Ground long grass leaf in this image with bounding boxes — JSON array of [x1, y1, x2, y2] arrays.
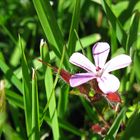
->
[[32, 0, 64, 59], [40, 41, 67, 140], [58, 85, 69, 118], [126, 11, 140, 53], [31, 69, 40, 140], [101, 0, 127, 47], [104, 107, 127, 140], [67, 0, 81, 55], [5, 89, 23, 109], [19, 36, 32, 137], [0, 59, 22, 93]]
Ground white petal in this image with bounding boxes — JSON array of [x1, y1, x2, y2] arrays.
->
[[104, 54, 132, 73], [69, 52, 96, 73], [70, 73, 96, 87], [97, 73, 120, 94], [92, 42, 110, 68]]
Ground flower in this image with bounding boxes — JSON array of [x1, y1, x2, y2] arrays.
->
[[69, 42, 132, 94]]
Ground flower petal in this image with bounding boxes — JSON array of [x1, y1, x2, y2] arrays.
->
[[69, 52, 96, 73], [70, 73, 96, 87], [92, 42, 110, 68], [104, 54, 132, 73], [97, 73, 120, 94]]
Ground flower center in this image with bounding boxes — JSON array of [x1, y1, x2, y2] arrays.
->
[[96, 66, 103, 77]]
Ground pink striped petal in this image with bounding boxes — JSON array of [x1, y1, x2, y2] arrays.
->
[[92, 42, 110, 68], [69, 52, 96, 73], [97, 74, 120, 94], [70, 73, 96, 87], [104, 54, 132, 73]]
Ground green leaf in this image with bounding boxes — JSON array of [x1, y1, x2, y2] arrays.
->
[[32, 0, 64, 59], [67, 0, 81, 55], [104, 107, 127, 140], [101, 0, 127, 47], [134, 50, 140, 82], [31, 69, 40, 140], [40, 41, 62, 140], [20, 36, 32, 137], [121, 108, 140, 140], [58, 85, 69, 118], [5, 89, 23, 109], [76, 33, 101, 51], [0, 59, 22, 94], [126, 11, 140, 53]]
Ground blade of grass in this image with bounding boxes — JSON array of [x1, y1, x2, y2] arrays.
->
[[121, 107, 140, 140], [45, 33, 101, 61], [40, 41, 66, 140], [74, 29, 86, 55], [32, 0, 64, 59], [67, 0, 81, 55], [19, 35, 32, 137], [5, 89, 23, 109], [104, 107, 127, 140], [0, 59, 22, 94], [126, 11, 140, 53], [31, 69, 40, 140], [58, 85, 69, 118], [101, 0, 127, 47]]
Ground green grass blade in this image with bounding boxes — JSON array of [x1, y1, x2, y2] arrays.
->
[[40, 41, 66, 140], [31, 69, 40, 140], [32, 0, 64, 59], [126, 11, 140, 53], [19, 36, 32, 137], [104, 107, 127, 140], [5, 89, 23, 109], [44, 68, 60, 140], [101, 0, 127, 46], [0, 59, 22, 93], [67, 0, 81, 55], [75, 33, 101, 51], [134, 51, 140, 82], [58, 85, 69, 118], [121, 107, 140, 140]]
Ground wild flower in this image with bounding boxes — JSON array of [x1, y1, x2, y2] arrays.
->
[[69, 42, 132, 94]]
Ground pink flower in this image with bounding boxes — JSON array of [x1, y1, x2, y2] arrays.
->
[[69, 42, 132, 94]]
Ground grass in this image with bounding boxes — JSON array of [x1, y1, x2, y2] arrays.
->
[[0, 0, 140, 139]]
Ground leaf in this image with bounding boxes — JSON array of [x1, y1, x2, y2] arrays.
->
[[134, 50, 140, 82], [32, 0, 64, 60], [0, 59, 22, 94], [126, 11, 140, 52], [121, 108, 140, 140], [20, 35, 32, 137], [58, 85, 69, 118], [5, 89, 23, 109], [104, 107, 127, 140], [40, 40, 61, 140], [101, 0, 127, 47], [67, 0, 81, 55], [31, 69, 40, 140]]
